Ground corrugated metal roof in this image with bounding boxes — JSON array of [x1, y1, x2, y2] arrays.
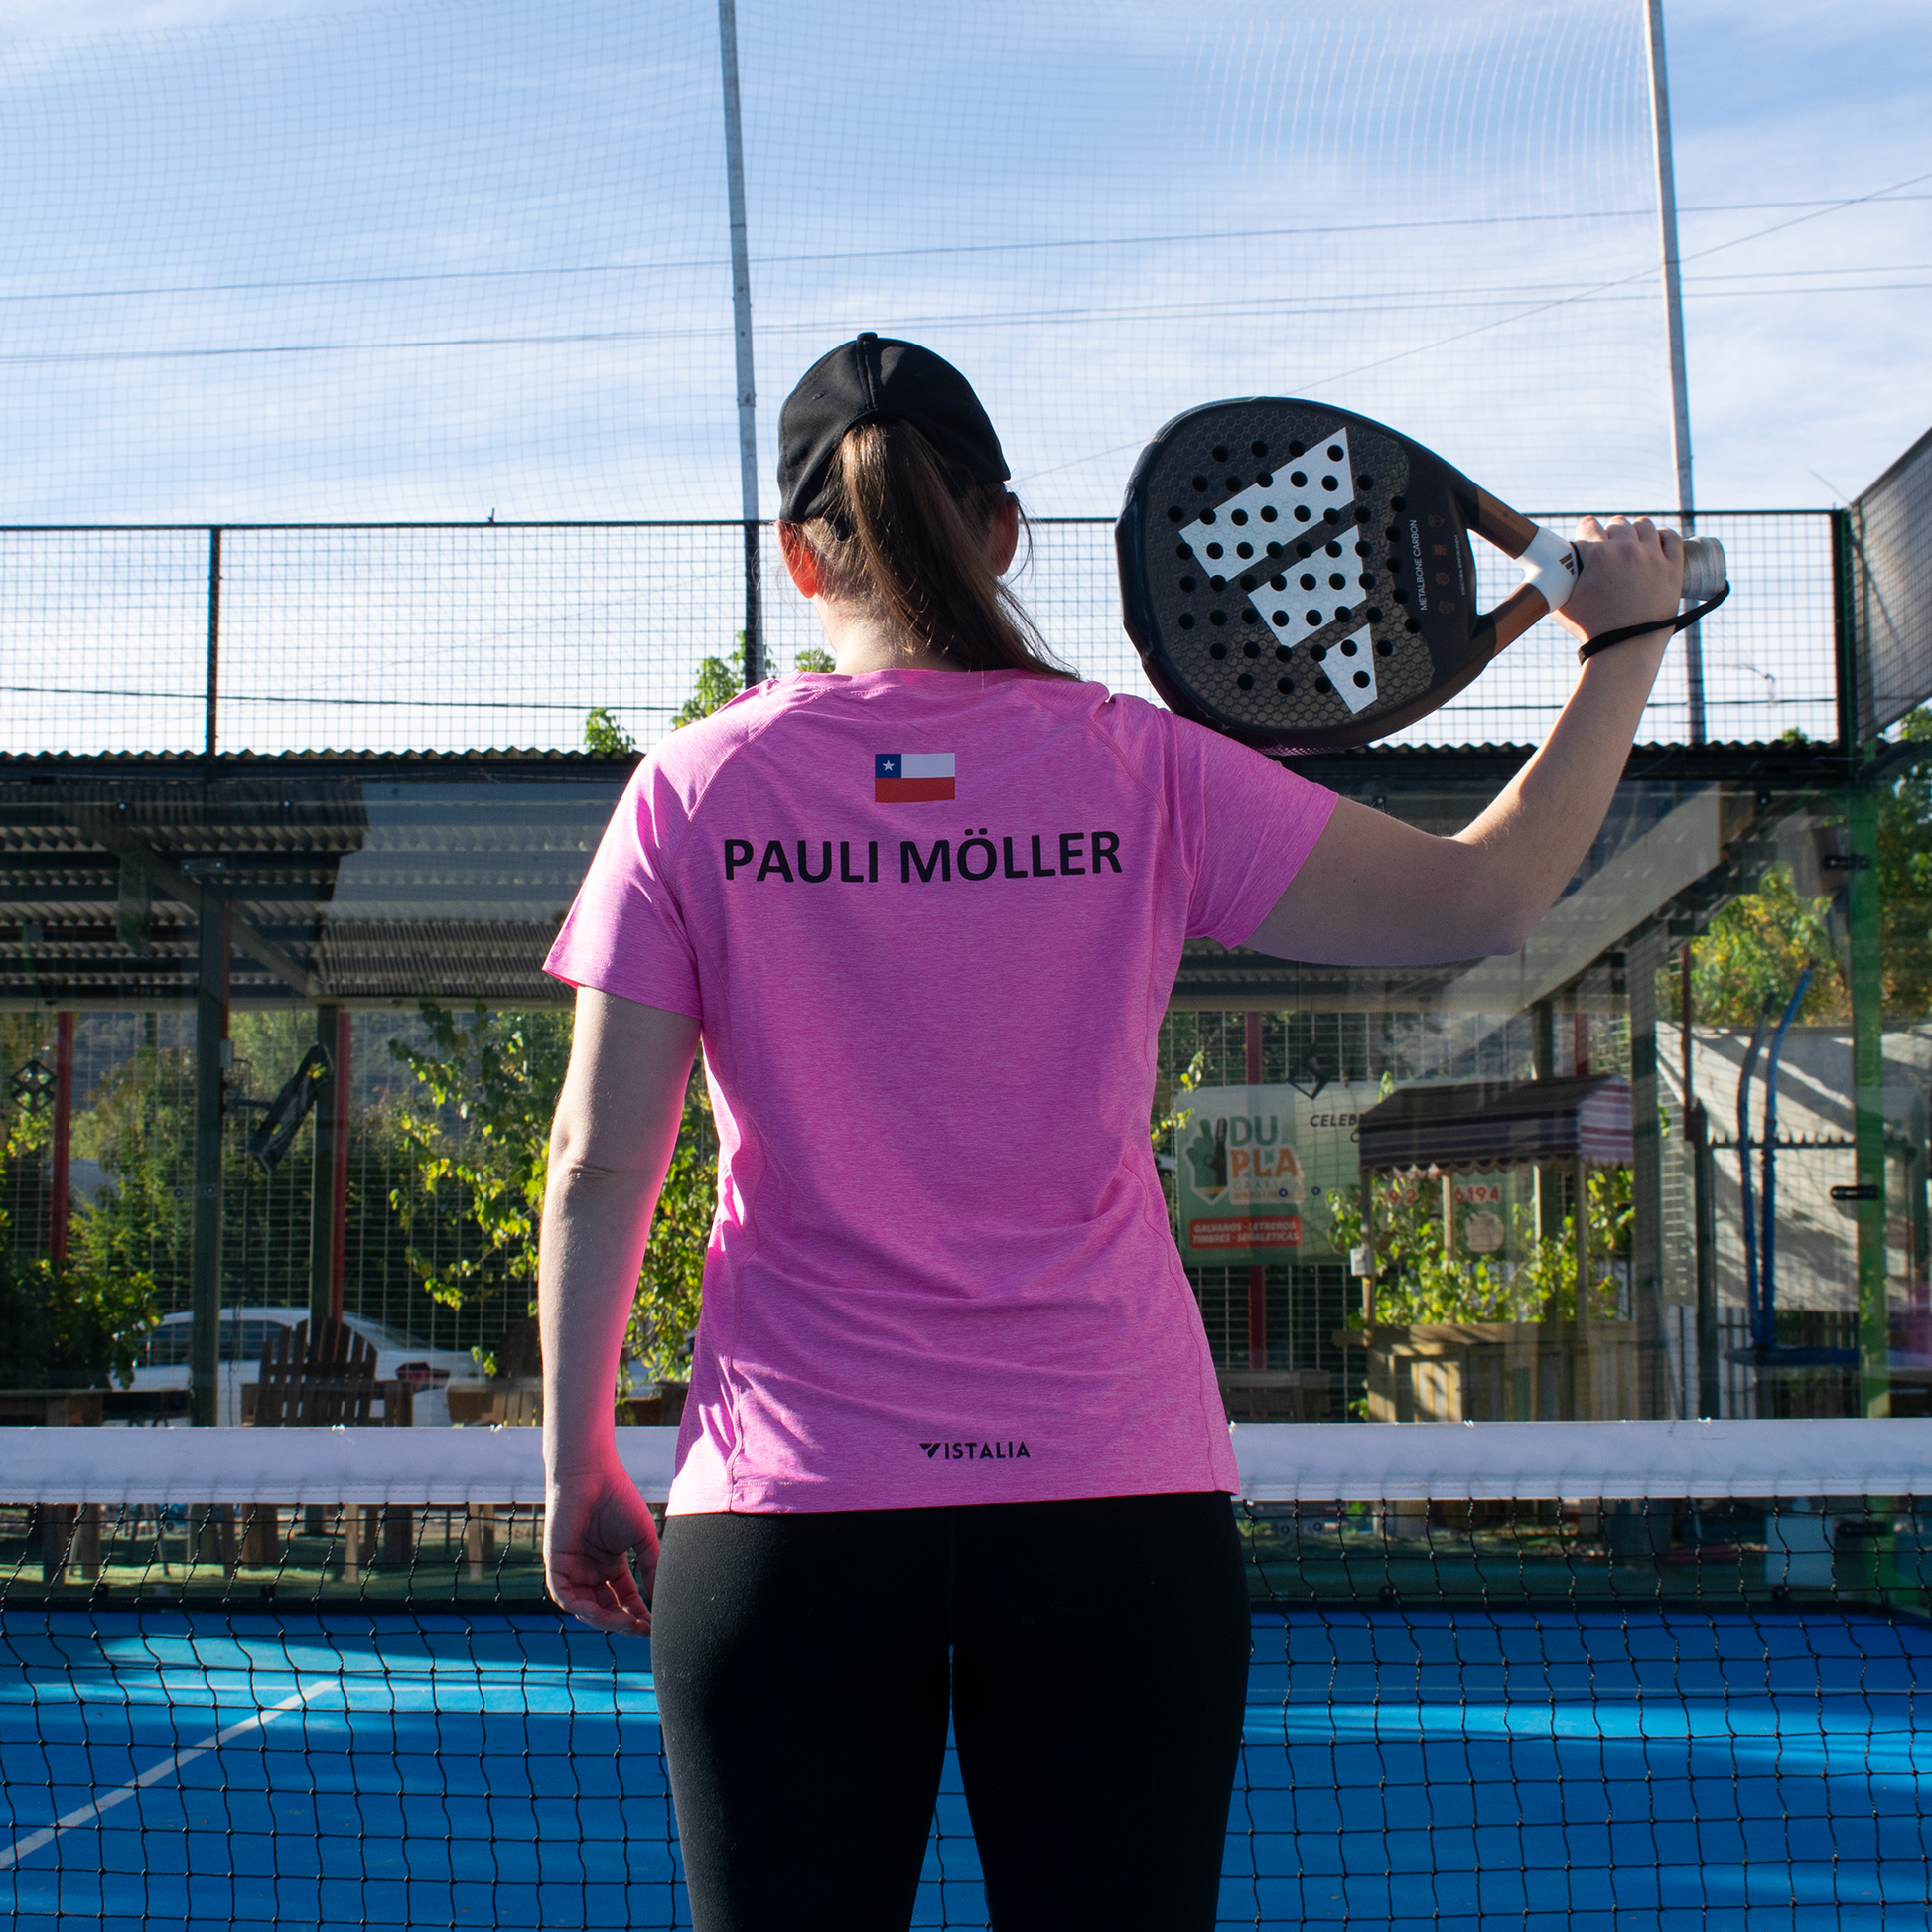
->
[[0, 763, 621, 1006]]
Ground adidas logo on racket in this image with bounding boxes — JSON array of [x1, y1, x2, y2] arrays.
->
[[1115, 398, 1726, 751]]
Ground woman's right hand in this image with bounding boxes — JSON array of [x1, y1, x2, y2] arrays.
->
[[544, 1462, 660, 1636]]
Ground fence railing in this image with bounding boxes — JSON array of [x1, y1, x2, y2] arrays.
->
[[2, 512, 1844, 761]]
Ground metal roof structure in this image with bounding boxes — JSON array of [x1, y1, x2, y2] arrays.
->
[[0, 738, 1837, 1011], [1358, 1073, 1634, 1173], [0, 752, 631, 1009]]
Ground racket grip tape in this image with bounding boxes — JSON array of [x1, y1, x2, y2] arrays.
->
[[1679, 536, 1726, 603]]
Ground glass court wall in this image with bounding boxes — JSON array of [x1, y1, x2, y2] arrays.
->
[[2, 492, 1925, 1429]]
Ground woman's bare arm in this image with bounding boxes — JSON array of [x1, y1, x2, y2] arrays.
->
[[540, 988, 700, 1634], [1247, 515, 1683, 967]]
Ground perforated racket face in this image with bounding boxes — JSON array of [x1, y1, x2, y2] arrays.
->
[[1116, 398, 1489, 750]]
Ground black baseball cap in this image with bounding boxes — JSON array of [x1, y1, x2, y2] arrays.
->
[[776, 334, 1010, 524]]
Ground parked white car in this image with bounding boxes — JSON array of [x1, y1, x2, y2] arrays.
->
[[129, 1307, 481, 1426]]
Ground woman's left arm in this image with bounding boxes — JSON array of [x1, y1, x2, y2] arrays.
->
[[540, 988, 701, 1635]]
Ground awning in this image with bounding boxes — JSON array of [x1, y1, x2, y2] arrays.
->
[[1357, 1074, 1633, 1173], [0, 751, 624, 1008]]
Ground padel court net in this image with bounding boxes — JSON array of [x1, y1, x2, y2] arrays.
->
[[3, 1421, 1929, 1928]]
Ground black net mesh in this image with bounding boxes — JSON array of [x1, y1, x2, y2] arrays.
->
[[4, 1428, 1930, 1927]]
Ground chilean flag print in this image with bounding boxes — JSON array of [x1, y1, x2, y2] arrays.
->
[[874, 752, 955, 803]]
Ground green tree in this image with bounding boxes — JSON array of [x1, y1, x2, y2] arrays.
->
[[588, 631, 807, 760], [674, 632, 748, 727], [626, 1064, 716, 1384], [387, 1006, 572, 1323], [1, 1077, 160, 1389], [583, 706, 638, 756], [1876, 708, 1932, 1019], [389, 1004, 716, 1396], [1676, 863, 1846, 1027], [1666, 708, 1932, 1029], [1328, 1167, 1629, 1326], [0, 1236, 159, 1390], [65, 1041, 190, 1340]]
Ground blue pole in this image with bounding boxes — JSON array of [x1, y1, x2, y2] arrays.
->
[[1757, 969, 1813, 1351]]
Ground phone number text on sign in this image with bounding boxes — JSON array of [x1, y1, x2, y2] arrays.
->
[[1187, 1216, 1304, 1251]]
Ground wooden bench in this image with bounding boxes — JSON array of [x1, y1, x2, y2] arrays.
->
[[446, 1314, 545, 1425], [253, 1317, 383, 1426], [236, 1318, 413, 1567]]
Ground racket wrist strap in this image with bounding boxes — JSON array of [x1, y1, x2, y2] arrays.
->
[[1577, 583, 1730, 663]]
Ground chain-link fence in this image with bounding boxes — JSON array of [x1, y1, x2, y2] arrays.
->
[[0, 0, 1683, 526], [1, 1008, 541, 1379], [3, 510, 1844, 761]]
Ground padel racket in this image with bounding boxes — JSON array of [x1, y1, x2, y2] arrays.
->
[[1115, 397, 1727, 751]]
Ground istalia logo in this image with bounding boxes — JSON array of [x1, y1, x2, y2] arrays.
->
[[876, 752, 955, 803], [920, 1440, 1031, 1461]]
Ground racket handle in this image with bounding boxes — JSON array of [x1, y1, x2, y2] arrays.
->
[[1512, 525, 1726, 612], [1680, 536, 1726, 604]]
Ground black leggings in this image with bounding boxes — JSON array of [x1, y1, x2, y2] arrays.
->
[[649, 1492, 1251, 1932]]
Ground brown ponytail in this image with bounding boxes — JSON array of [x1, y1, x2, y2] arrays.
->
[[792, 418, 1074, 679]]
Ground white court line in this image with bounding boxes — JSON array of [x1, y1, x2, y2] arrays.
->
[[0, 1680, 330, 1870]]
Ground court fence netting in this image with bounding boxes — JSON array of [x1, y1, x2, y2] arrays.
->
[[4, 1419, 1930, 1927]]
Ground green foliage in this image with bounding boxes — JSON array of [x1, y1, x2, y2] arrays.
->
[[387, 1003, 716, 1398], [1667, 707, 1932, 1027], [674, 632, 748, 727], [1678, 864, 1846, 1027], [583, 706, 638, 756], [64, 1043, 189, 1342], [0, 1238, 159, 1391], [626, 1064, 716, 1385], [1501, 1168, 1632, 1320], [794, 645, 835, 674], [1329, 1167, 1630, 1327], [1153, 1050, 1206, 1148], [1877, 707, 1932, 1020], [387, 1006, 573, 1318], [1, 1068, 160, 1389]]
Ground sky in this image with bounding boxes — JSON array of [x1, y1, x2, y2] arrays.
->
[[1661, 0, 1932, 505], [0, 0, 1923, 520], [0, 0, 1924, 758]]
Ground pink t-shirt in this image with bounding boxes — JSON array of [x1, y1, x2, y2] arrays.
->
[[545, 667, 1336, 1515]]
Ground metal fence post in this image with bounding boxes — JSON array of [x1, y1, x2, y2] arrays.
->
[[1643, 0, 1702, 743], [1832, 485, 1891, 1415], [718, 0, 762, 688], [205, 527, 221, 767], [1847, 782, 1889, 1416], [50, 1011, 74, 1276], [309, 1006, 351, 1330], [191, 898, 230, 1426], [1832, 506, 1861, 757], [1243, 1012, 1268, 1371], [1627, 924, 1668, 1417]]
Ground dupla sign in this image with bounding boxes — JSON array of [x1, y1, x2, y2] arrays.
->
[[1173, 1082, 1381, 1267]]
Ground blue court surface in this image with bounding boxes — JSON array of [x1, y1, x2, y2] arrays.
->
[[2, 1607, 1927, 1929]]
